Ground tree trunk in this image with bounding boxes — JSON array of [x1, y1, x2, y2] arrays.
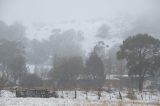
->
[[74, 90, 77, 99], [98, 90, 101, 100], [139, 77, 143, 92], [85, 91, 88, 100]]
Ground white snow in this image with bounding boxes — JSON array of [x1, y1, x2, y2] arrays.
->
[[0, 90, 160, 106], [0, 97, 159, 106], [0, 90, 15, 98]]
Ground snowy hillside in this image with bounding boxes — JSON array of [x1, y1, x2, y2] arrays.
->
[[25, 18, 134, 54]]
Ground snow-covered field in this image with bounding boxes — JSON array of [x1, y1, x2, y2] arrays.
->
[[0, 90, 160, 106], [1, 98, 160, 106]]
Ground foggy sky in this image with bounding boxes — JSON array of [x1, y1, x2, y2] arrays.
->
[[0, 0, 157, 24], [0, 0, 160, 49]]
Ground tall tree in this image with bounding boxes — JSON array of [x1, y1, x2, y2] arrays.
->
[[117, 34, 160, 91], [85, 49, 106, 89], [0, 21, 27, 86]]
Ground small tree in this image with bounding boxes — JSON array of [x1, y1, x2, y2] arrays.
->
[[51, 56, 84, 90], [21, 73, 43, 88], [117, 34, 160, 91]]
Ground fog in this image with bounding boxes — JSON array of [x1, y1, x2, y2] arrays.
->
[[0, 0, 160, 94], [0, 0, 154, 24], [0, 0, 160, 63], [1, 0, 159, 36]]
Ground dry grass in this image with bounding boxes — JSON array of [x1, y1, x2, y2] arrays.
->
[[79, 100, 160, 106], [154, 102, 160, 106]]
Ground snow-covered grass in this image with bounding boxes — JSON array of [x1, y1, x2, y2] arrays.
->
[[56, 90, 160, 101], [0, 98, 159, 106], [0, 90, 16, 97], [0, 90, 160, 106]]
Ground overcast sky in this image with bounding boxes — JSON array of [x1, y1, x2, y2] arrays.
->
[[0, 0, 158, 25], [0, 0, 160, 56]]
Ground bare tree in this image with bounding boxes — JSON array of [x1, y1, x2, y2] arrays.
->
[[51, 56, 84, 90], [0, 40, 27, 86]]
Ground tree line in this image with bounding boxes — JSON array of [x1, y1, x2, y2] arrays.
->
[[0, 21, 160, 92]]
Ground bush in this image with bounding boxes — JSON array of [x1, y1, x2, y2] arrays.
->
[[49, 91, 58, 98], [126, 91, 137, 100]]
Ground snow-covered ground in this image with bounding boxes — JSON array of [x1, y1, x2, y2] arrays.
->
[[1, 98, 160, 106], [0, 90, 160, 106]]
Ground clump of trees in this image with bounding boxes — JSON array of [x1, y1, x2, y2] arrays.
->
[[0, 39, 27, 86], [1, 20, 160, 94], [0, 21, 43, 88], [51, 56, 84, 90], [50, 43, 106, 91]]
